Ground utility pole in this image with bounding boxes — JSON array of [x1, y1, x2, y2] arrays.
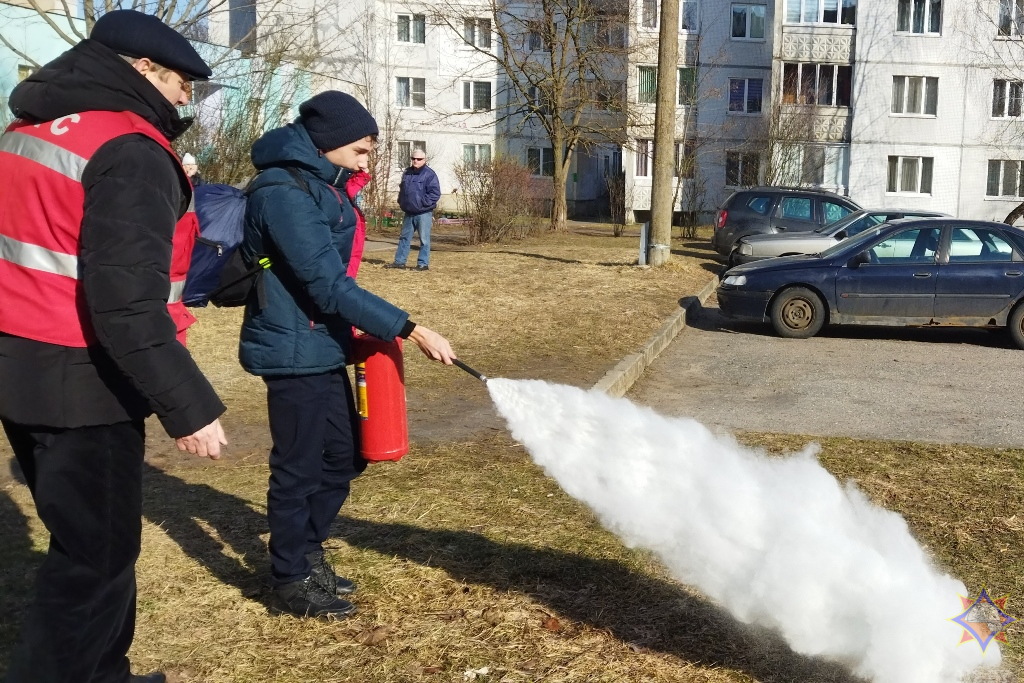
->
[[648, 0, 679, 266]]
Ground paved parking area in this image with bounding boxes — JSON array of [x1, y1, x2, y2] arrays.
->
[[629, 298, 1024, 448]]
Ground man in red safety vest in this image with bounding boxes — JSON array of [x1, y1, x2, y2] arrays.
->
[[0, 10, 226, 683]]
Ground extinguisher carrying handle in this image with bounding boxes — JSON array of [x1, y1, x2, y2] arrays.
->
[[453, 358, 487, 382]]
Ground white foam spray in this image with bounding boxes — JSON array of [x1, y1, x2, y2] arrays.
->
[[487, 378, 1000, 683]]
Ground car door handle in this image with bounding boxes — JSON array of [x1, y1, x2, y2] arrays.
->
[[777, 226, 788, 232], [913, 272, 932, 278], [1006, 270, 1022, 276]]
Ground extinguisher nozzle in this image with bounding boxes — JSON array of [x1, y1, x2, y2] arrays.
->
[[453, 358, 487, 382]]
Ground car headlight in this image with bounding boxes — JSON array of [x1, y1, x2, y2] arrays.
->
[[722, 275, 747, 286], [738, 243, 752, 255]]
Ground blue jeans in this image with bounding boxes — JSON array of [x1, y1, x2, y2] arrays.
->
[[264, 370, 364, 586], [394, 211, 432, 267]]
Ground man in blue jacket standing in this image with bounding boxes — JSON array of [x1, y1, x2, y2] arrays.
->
[[387, 148, 441, 271], [241, 92, 456, 620]]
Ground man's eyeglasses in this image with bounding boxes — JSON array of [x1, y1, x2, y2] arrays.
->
[[411, 157, 425, 161]]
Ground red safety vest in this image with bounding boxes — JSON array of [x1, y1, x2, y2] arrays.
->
[[0, 110, 197, 347]]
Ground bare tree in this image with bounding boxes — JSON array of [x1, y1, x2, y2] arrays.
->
[[430, 0, 635, 232]]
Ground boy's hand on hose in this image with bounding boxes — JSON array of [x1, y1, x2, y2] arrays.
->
[[407, 325, 455, 364]]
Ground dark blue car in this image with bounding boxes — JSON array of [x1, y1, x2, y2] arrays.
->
[[717, 218, 1024, 349]]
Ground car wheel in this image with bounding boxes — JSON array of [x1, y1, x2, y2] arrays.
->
[[728, 249, 740, 267], [770, 287, 826, 339], [1010, 304, 1024, 350]]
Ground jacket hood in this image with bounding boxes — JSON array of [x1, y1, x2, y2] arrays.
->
[[9, 39, 192, 141], [251, 123, 349, 187]]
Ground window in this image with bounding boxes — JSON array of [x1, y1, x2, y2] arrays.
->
[[896, 0, 941, 33], [463, 144, 492, 164], [868, 227, 941, 264], [891, 76, 938, 115], [17, 64, 35, 82], [229, 0, 257, 55], [638, 66, 658, 104], [397, 14, 426, 43], [396, 77, 426, 108], [464, 18, 491, 48], [729, 78, 763, 113], [582, 15, 627, 47], [595, 80, 626, 110], [782, 63, 851, 107], [641, 0, 696, 30], [674, 140, 696, 178], [396, 140, 427, 168], [779, 197, 812, 220], [528, 147, 555, 176], [776, 144, 850, 191], [635, 139, 653, 177], [747, 196, 773, 214], [886, 156, 934, 194], [992, 80, 1024, 118], [785, 0, 857, 25], [462, 81, 492, 111], [681, 0, 697, 29], [528, 86, 551, 116], [998, 0, 1024, 36], [726, 151, 760, 186], [948, 228, 1016, 262], [987, 160, 1024, 197], [602, 148, 623, 177], [678, 68, 697, 104], [732, 4, 766, 38], [823, 201, 852, 223]]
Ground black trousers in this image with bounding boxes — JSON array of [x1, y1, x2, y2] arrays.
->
[[264, 370, 364, 586], [2, 419, 145, 683]]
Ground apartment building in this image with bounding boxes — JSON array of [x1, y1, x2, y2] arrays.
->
[[623, 0, 1024, 224]]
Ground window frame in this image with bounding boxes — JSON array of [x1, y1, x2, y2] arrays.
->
[[895, 0, 942, 34], [891, 75, 939, 116], [462, 80, 493, 111], [463, 143, 492, 165], [992, 79, 1024, 118], [782, 63, 852, 107], [784, 0, 857, 26], [639, 0, 697, 31], [396, 13, 426, 44], [728, 77, 764, 114], [678, 67, 697, 105], [725, 150, 761, 187], [886, 155, 934, 195], [731, 3, 767, 40], [637, 65, 658, 104], [635, 138, 653, 177], [528, 146, 556, 177], [395, 76, 426, 109], [997, 0, 1024, 37], [674, 139, 697, 179], [986, 159, 1024, 198], [463, 18, 492, 48]]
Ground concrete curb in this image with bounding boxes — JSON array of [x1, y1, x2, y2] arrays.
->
[[592, 274, 720, 398]]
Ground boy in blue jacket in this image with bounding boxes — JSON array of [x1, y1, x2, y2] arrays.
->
[[240, 91, 456, 619]]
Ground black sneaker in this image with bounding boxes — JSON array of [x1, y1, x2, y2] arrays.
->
[[306, 549, 356, 596], [384, 262, 406, 269], [270, 576, 357, 620], [415, 265, 429, 271], [130, 674, 167, 683]]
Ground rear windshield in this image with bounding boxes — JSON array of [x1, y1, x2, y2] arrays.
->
[[745, 196, 773, 215]]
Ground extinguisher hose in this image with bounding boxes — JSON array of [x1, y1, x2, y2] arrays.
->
[[453, 358, 487, 382]]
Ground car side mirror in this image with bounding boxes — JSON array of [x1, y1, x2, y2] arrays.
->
[[834, 230, 847, 240], [848, 251, 871, 268]]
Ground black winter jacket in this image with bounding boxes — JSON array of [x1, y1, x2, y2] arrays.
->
[[0, 40, 225, 437]]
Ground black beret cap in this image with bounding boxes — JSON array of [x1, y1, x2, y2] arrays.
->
[[91, 10, 213, 81]]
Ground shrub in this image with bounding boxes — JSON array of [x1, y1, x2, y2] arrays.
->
[[453, 157, 538, 244]]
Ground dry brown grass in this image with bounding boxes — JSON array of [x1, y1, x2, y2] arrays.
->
[[2, 226, 1020, 682]]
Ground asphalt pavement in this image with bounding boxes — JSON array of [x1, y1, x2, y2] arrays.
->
[[629, 298, 1024, 448]]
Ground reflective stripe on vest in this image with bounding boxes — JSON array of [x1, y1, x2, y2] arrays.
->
[[0, 111, 196, 347]]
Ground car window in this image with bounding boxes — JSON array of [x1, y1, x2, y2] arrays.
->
[[779, 197, 812, 220], [868, 227, 941, 264], [846, 214, 885, 236], [746, 196, 773, 215], [823, 201, 853, 224], [948, 228, 1016, 263], [820, 225, 889, 259]]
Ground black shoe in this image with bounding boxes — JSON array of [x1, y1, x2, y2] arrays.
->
[[130, 674, 167, 683], [415, 265, 429, 271], [306, 549, 356, 596], [270, 576, 357, 620], [384, 262, 406, 269]]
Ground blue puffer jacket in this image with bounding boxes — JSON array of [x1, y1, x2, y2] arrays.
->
[[239, 123, 409, 376], [398, 165, 441, 215]]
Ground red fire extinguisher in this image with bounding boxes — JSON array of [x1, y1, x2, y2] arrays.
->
[[351, 334, 409, 462]]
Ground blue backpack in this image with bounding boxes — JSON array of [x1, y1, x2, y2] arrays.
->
[[183, 170, 311, 307]]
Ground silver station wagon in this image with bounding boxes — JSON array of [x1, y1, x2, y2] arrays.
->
[[730, 209, 950, 265]]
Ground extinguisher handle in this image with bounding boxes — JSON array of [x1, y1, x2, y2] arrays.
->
[[453, 358, 487, 382]]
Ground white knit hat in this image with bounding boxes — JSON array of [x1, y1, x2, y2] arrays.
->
[[181, 153, 197, 165]]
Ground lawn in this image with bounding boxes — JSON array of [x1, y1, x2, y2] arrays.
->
[[0, 225, 1019, 683]]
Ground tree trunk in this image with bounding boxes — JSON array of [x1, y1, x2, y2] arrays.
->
[[1004, 200, 1024, 226], [549, 134, 569, 231], [649, 0, 680, 266]]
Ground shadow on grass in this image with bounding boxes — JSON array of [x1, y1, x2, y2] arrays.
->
[[141, 463, 270, 602], [335, 518, 862, 683], [0, 476, 42, 677]]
